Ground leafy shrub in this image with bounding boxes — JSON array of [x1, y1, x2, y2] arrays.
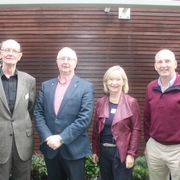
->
[[85, 155, 100, 180], [31, 153, 100, 180], [31, 153, 48, 180], [31, 153, 149, 180], [132, 156, 149, 180]]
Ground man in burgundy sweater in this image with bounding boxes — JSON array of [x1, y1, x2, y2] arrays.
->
[[144, 49, 180, 180]]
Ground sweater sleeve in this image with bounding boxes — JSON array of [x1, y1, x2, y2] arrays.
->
[[143, 86, 151, 142]]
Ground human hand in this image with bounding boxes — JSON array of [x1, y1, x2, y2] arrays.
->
[[126, 155, 134, 169], [46, 135, 61, 150], [92, 154, 99, 163], [144, 148, 146, 155]]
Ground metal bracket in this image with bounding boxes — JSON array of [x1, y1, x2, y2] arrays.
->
[[118, 8, 130, 19], [104, 7, 110, 13]]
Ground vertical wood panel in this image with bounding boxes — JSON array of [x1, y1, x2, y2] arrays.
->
[[0, 7, 180, 156]]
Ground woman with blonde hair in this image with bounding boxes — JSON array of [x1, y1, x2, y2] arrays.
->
[[92, 65, 141, 180]]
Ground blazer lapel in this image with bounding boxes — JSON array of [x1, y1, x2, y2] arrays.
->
[[0, 79, 10, 112], [57, 75, 79, 116], [14, 71, 26, 109], [99, 96, 109, 119], [112, 93, 133, 126], [49, 78, 58, 113]]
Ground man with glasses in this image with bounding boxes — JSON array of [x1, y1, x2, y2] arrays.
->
[[34, 47, 94, 180], [0, 39, 36, 180]]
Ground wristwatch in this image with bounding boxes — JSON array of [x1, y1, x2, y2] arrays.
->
[[60, 138, 64, 145]]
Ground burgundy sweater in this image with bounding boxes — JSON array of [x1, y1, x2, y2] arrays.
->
[[144, 72, 180, 145]]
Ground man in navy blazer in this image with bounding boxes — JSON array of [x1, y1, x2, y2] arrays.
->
[[34, 47, 94, 180]]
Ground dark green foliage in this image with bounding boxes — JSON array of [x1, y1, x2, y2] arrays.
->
[[31, 153, 48, 180], [30, 153, 149, 180], [132, 156, 149, 180], [31, 153, 100, 180], [85, 156, 100, 180]]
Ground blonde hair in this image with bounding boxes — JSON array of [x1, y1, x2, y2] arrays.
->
[[103, 65, 129, 94]]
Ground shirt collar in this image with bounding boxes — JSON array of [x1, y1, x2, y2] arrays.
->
[[58, 74, 74, 85], [0, 67, 3, 77], [0, 67, 18, 78], [158, 73, 176, 92]]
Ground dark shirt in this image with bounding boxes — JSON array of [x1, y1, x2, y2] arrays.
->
[[100, 102, 118, 144], [0, 68, 17, 114]]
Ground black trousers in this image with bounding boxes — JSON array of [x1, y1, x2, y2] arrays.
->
[[99, 145, 133, 180], [44, 150, 85, 180]]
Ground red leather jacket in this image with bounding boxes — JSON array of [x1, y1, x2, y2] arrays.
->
[[92, 92, 141, 163]]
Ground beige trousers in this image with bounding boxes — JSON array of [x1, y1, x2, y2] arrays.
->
[[146, 137, 180, 180]]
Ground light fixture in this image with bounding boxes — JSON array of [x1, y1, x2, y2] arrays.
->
[[104, 7, 110, 13], [118, 8, 130, 19]]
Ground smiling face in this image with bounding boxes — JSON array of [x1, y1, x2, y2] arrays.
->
[[106, 69, 125, 95], [56, 47, 78, 76], [0, 39, 22, 67], [154, 49, 177, 80]]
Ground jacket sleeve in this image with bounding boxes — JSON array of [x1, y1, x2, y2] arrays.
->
[[28, 78, 36, 120], [127, 98, 141, 157], [34, 83, 53, 142], [92, 99, 101, 157]]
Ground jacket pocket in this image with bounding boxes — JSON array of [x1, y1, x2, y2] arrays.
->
[[26, 128, 34, 137]]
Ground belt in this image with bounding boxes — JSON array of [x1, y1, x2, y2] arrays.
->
[[102, 143, 116, 147]]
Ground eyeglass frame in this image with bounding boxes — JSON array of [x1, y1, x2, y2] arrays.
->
[[1, 48, 21, 55], [57, 56, 77, 62]]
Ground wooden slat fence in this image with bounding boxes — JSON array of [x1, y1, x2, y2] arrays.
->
[[0, 7, 180, 156]]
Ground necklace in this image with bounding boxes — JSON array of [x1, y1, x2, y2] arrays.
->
[[109, 97, 120, 104], [109, 92, 122, 104]]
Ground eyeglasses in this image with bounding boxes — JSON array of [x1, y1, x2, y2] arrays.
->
[[1, 49, 21, 55], [57, 56, 76, 62]]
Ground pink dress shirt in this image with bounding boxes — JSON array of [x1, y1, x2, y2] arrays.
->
[[54, 75, 73, 115]]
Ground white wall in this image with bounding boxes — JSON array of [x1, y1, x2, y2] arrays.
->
[[0, 0, 179, 8]]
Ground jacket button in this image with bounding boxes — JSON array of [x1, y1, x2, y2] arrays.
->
[[10, 134, 13, 136]]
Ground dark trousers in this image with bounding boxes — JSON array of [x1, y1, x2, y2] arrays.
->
[[99, 145, 133, 180], [44, 150, 85, 180]]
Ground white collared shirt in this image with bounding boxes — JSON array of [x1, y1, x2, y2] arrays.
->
[[158, 73, 176, 92]]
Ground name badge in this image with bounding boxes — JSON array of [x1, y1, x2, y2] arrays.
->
[[111, 108, 116, 114], [25, 93, 29, 100]]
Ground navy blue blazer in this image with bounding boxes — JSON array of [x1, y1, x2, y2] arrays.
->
[[34, 75, 94, 160]]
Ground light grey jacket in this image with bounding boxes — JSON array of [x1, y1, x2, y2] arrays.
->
[[0, 70, 36, 163]]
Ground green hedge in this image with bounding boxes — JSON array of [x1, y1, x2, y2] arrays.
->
[[31, 153, 149, 180]]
